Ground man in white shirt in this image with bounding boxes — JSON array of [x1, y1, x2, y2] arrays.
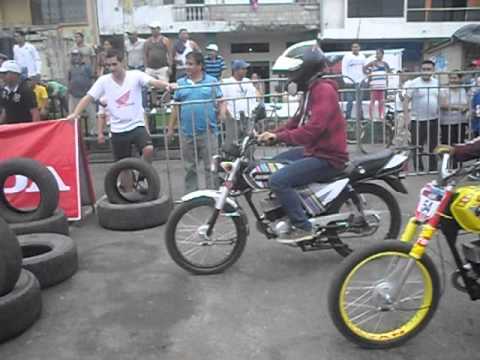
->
[[125, 30, 146, 70], [221, 59, 257, 146], [13, 30, 41, 79], [404, 59, 440, 172], [341, 42, 366, 120], [67, 49, 174, 165]]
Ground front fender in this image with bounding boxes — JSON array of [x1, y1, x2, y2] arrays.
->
[[181, 190, 249, 234], [181, 190, 240, 211]]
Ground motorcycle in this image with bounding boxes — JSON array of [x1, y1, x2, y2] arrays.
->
[[328, 152, 480, 349], [165, 126, 409, 275]]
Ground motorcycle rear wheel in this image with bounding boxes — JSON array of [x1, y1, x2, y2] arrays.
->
[[327, 183, 402, 257], [165, 197, 247, 275], [328, 241, 440, 349]]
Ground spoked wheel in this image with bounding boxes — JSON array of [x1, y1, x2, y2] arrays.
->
[[165, 197, 247, 275], [328, 241, 440, 348], [328, 183, 401, 257]]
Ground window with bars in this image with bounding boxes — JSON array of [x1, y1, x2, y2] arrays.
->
[[407, 0, 480, 22], [31, 0, 87, 25]]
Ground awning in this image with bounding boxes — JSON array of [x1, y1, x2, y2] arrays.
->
[[452, 24, 480, 44]]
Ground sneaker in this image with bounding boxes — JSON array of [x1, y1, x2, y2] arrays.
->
[[276, 227, 314, 244], [136, 179, 148, 195]]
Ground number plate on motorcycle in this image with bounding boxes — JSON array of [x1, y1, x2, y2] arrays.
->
[[415, 183, 444, 222]]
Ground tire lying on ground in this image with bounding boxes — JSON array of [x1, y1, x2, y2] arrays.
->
[[0, 270, 41, 344], [0, 217, 22, 297], [97, 194, 172, 231], [18, 233, 78, 289], [104, 158, 161, 204], [0, 157, 59, 223], [10, 210, 69, 236]]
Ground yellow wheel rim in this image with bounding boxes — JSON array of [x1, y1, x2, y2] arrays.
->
[[339, 251, 433, 342]]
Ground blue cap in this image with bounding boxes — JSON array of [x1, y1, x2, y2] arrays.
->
[[231, 59, 250, 71]]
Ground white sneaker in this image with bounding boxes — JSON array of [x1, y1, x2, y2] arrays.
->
[[276, 227, 314, 244]]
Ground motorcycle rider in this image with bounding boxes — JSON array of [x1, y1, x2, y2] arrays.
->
[[257, 47, 349, 244]]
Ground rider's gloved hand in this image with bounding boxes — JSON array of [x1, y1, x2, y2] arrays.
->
[[434, 144, 455, 156], [257, 131, 277, 144]]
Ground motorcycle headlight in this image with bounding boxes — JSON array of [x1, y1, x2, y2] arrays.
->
[[210, 155, 221, 173]]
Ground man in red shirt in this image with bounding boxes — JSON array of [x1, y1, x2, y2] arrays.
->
[[257, 47, 349, 243]]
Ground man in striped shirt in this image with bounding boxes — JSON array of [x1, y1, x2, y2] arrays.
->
[[204, 44, 225, 80]]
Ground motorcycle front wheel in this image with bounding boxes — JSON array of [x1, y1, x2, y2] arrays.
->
[[165, 197, 247, 275], [328, 241, 440, 349], [327, 183, 401, 257]]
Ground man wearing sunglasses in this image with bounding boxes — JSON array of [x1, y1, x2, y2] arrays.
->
[[221, 59, 258, 147]]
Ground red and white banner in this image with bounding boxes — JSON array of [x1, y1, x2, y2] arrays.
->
[[0, 119, 86, 220]]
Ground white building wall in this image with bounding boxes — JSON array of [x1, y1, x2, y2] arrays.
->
[[97, 0, 230, 34], [321, 0, 480, 40]]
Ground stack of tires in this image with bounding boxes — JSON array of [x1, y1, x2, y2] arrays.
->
[[0, 158, 69, 236], [0, 158, 79, 343], [0, 217, 41, 343], [97, 158, 172, 231]]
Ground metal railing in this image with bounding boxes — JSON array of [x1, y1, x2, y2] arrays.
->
[[79, 72, 480, 200]]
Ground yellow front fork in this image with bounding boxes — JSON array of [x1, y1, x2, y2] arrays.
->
[[400, 217, 437, 259], [400, 217, 419, 243]]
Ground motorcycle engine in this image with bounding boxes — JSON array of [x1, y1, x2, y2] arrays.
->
[[260, 196, 286, 221]]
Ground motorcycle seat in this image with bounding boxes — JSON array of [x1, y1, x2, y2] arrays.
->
[[346, 149, 394, 175]]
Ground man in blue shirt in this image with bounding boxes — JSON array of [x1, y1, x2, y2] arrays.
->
[[204, 44, 225, 80], [168, 51, 227, 193]]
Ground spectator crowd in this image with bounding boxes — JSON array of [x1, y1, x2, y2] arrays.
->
[[3, 29, 480, 189]]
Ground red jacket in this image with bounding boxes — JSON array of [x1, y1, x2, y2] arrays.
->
[[273, 79, 349, 169]]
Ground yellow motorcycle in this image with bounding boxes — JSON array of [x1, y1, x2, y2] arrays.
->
[[328, 152, 480, 348]]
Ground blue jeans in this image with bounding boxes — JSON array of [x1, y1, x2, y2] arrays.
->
[[344, 84, 364, 120], [270, 147, 341, 231]]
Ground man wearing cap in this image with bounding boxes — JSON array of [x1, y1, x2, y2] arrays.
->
[[68, 49, 95, 135], [144, 22, 171, 82], [13, 30, 41, 79], [221, 59, 257, 147], [204, 44, 225, 80], [0, 61, 39, 124], [125, 30, 146, 71]]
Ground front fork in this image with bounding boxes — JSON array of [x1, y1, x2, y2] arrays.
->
[[388, 187, 454, 303], [206, 159, 242, 236]]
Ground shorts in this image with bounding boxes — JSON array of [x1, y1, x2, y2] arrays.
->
[[370, 89, 385, 102], [111, 126, 152, 161]]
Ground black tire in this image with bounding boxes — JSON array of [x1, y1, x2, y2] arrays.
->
[[0, 217, 22, 297], [328, 241, 440, 349], [0, 157, 59, 223], [165, 197, 247, 275], [104, 158, 160, 204], [9, 210, 69, 236], [97, 194, 172, 231], [18, 233, 78, 289], [328, 183, 402, 257], [0, 270, 42, 344]]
